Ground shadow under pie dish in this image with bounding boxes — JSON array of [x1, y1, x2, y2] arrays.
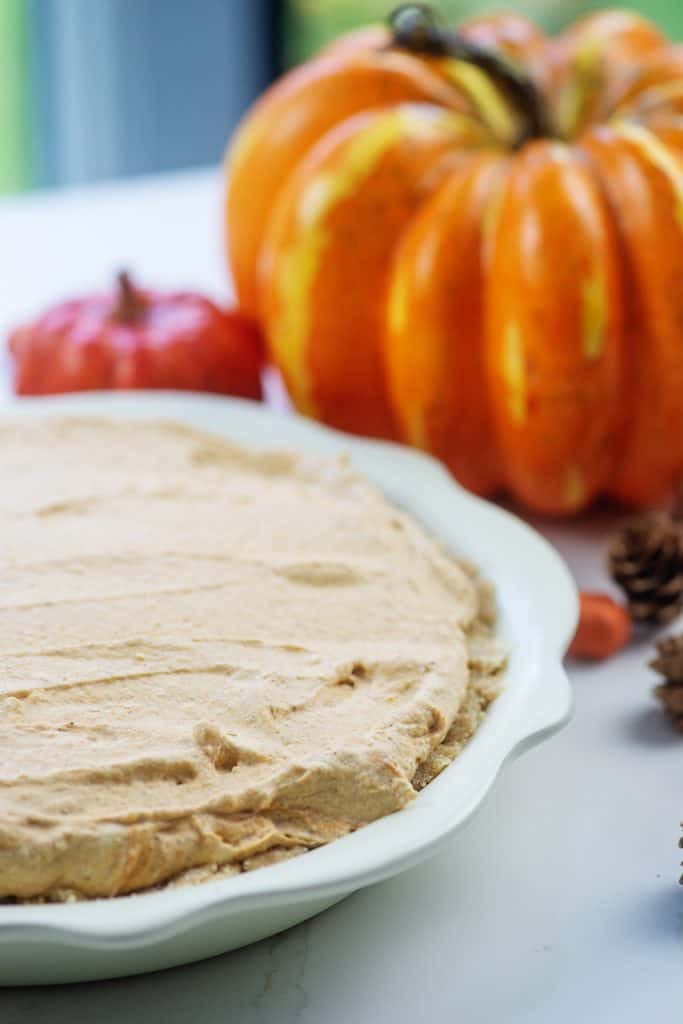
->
[[0, 413, 506, 903]]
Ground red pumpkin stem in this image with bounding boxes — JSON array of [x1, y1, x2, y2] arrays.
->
[[112, 270, 146, 323], [389, 4, 552, 147]]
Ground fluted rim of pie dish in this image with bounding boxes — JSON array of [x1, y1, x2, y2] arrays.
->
[[0, 392, 577, 948]]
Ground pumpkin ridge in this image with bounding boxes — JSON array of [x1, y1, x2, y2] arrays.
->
[[582, 126, 683, 505], [262, 104, 471, 437], [225, 47, 471, 317], [485, 139, 624, 513], [264, 109, 414, 418], [385, 152, 507, 495], [613, 121, 683, 227]]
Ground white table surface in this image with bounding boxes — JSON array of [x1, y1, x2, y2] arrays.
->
[[0, 169, 681, 1021]]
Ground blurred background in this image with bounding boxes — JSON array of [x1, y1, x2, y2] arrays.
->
[[1, 0, 683, 196]]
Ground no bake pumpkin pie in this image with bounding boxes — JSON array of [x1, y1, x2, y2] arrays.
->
[[0, 418, 504, 901]]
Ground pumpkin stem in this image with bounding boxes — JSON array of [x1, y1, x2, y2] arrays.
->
[[388, 4, 552, 147], [390, 3, 447, 56], [112, 270, 146, 323]]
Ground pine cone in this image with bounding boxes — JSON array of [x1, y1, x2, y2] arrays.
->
[[608, 500, 683, 625], [650, 634, 683, 732]]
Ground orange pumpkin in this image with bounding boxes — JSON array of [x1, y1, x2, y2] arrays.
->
[[225, 6, 683, 514]]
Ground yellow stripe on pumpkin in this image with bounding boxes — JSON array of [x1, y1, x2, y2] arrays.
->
[[406, 404, 429, 450], [440, 59, 517, 146], [269, 114, 406, 414], [565, 465, 586, 508], [555, 35, 604, 141], [480, 172, 508, 261], [614, 121, 683, 230], [270, 108, 468, 415], [581, 269, 607, 361], [388, 254, 412, 338], [503, 321, 526, 424], [548, 142, 573, 164]]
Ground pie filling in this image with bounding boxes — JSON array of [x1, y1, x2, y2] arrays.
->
[[0, 418, 505, 901]]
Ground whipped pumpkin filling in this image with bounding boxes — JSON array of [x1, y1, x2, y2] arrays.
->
[[0, 418, 505, 901]]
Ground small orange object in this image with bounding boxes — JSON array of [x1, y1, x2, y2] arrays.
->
[[569, 591, 632, 660]]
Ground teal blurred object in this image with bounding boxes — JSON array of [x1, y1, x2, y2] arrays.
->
[[3, 0, 276, 193], [284, 0, 683, 65], [29, 0, 275, 189]]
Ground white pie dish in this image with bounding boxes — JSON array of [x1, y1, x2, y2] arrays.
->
[[0, 391, 576, 985]]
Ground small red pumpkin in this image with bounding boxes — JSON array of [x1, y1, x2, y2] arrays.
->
[[9, 272, 264, 399]]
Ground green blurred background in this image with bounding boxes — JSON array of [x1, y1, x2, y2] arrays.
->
[[0, 0, 28, 193], [284, 0, 683, 63], [2, 0, 683, 197]]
